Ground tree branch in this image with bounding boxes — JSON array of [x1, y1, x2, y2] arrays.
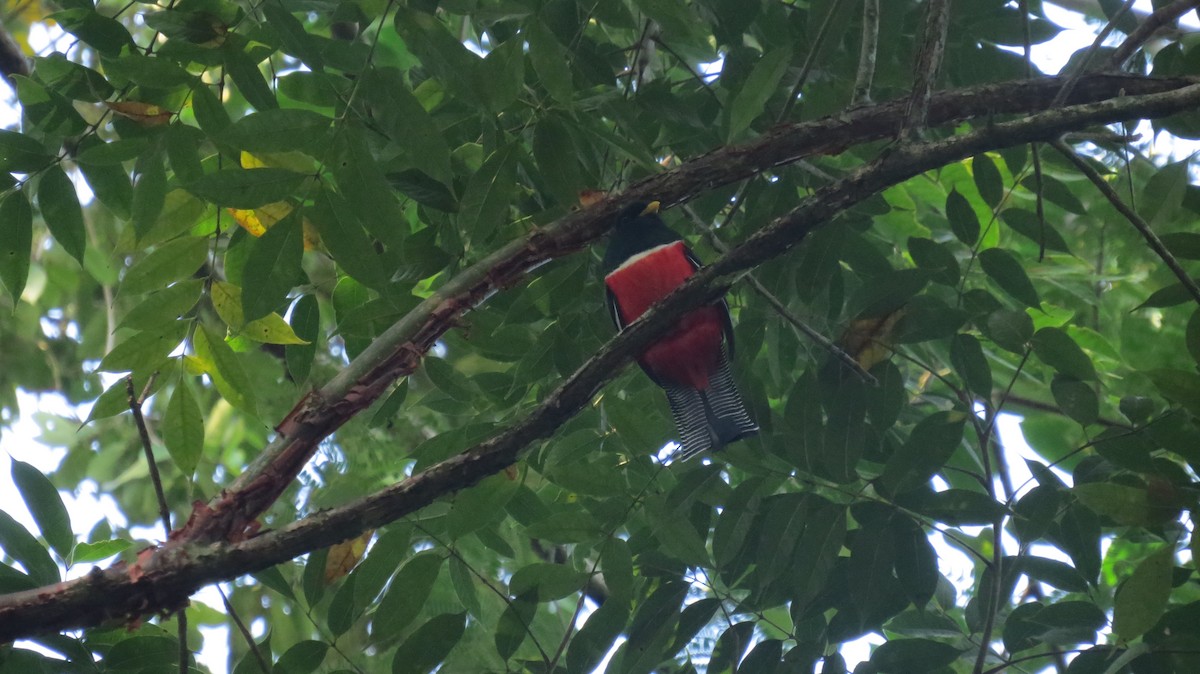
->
[[4, 77, 1200, 641], [902, 0, 952, 137], [1107, 0, 1200, 69], [172, 73, 1198, 549], [851, 0, 880, 106]]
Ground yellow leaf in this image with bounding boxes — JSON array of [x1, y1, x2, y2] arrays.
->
[[838, 308, 906, 371], [325, 530, 374, 584], [106, 100, 173, 126], [241, 312, 310, 345], [227, 201, 321, 251], [182, 354, 209, 376]]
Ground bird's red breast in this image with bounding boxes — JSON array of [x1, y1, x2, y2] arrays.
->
[[605, 241, 724, 390]]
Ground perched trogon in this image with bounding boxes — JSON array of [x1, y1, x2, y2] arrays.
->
[[602, 200, 758, 460]]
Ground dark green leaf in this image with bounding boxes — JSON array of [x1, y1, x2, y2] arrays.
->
[[0, 129, 52, 173], [458, 144, 519, 245], [10, 460, 72, 558], [261, 2, 324, 70], [881, 411, 968, 494], [47, 9, 133, 56], [0, 189, 33, 301], [309, 192, 391, 290], [131, 151, 168, 240], [1148, 369, 1200, 417], [223, 39, 278, 111], [221, 109, 330, 154], [527, 18, 573, 104], [1114, 546, 1174, 641], [1022, 174, 1086, 215], [120, 236, 209, 296], [907, 237, 959, 286], [241, 212, 302, 322], [392, 6, 480, 104], [1001, 208, 1072, 254], [386, 169, 458, 212], [187, 168, 307, 209], [729, 46, 791, 139], [391, 613, 466, 674], [945, 189, 980, 245], [495, 592, 536, 661], [982, 308, 1033, 353], [36, 166, 86, 265], [1161, 231, 1200, 260], [979, 248, 1040, 308], [1032, 327, 1096, 380], [869, 638, 959, 672], [274, 640, 327, 674], [0, 510, 59, 585], [1051, 375, 1099, 426], [951, 333, 992, 395], [973, 154, 1004, 207], [372, 552, 444, 642]]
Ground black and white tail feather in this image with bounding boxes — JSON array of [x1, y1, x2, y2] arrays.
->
[[664, 345, 758, 460]]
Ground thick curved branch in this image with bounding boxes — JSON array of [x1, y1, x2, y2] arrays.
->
[[174, 73, 1197, 548], [4, 78, 1200, 641]]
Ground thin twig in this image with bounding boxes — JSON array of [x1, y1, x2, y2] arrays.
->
[[778, 0, 849, 120], [901, 0, 952, 138], [125, 374, 187, 672], [1052, 0, 1136, 108], [851, 0, 879, 106], [1107, 0, 1200, 69], [219, 585, 271, 673], [1051, 138, 1200, 309]]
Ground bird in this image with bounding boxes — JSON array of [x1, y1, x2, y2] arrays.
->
[[602, 200, 758, 460]]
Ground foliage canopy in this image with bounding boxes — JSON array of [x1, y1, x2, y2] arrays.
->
[[3, 0, 1200, 673]]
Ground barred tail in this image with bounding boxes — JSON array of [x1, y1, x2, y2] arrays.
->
[[664, 349, 758, 461]]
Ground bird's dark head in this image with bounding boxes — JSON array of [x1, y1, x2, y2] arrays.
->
[[602, 200, 680, 273]]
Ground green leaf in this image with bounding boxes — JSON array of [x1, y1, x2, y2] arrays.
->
[[982, 308, 1033, 353], [47, 9, 133, 56], [881, 411, 968, 494], [1113, 546, 1175, 642], [77, 140, 133, 219], [708, 621, 755, 674], [458, 144, 519, 245], [728, 46, 791, 139], [131, 151, 168, 240], [973, 154, 1004, 207], [1032, 327, 1096, 380], [1051, 375, 1098, 426], [309, 191, 391, 290], [1074, 482, 1150, 525], [869, 638, 960, 672], [950, 333, 992, 395], [97, 322, 187, 374], [0, 189, 33, 301], [68, 538, 132, 565], [372, 552, 444, 642], [1023, 174, 1085, 215], [119, 279, 203, 330], [527, 18, 574, 104], [187, 168, 307, 209], [120, 236, 209, 296], [223, 39, 278, 111], [286, 294, 319, 384], [495, 592, 536, 661], [979, 248, 1040, 308], [104, 635, 180, 670], [221, 109, 330, 154], [1019, 556, 1088, 593], [33, 53, 113, 102], [391, 613, 466, 674], [393, 6, 481, 104], [0, 510, 59, 585], [10, 460, 72, 558], [331, 129, 406, 248], [533, 116, 585, 207], [163, 378, 204, 476], [192, 82, 231, 135], [273, 640, 327, 674], [241, 212, 302, 322], [1001, 208, 1072, 254], [945, 189, 980, 246], [508, 563, 587, 602], [361, 69, 451, 184], [568, 600, 630, 673], [907, 488, 1006, 526], [479, 37, 524, 112], [261, 1, 324, 70], [194, 324, 257, 416], [1148, 368, 1200, 417], [907, 237, 959, 286], [103, 52, 193, 89], [0, 129, 53, 173], [1161, 231, 1200, 260], [386, 169, 458, 212]]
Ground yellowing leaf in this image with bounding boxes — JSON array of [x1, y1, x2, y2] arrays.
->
[[227, 201, 321, 250], [106, 100, 173, 126], [325, 530, 374, 584], [839, 308, 906, 370], [242, 312, 310, 345]]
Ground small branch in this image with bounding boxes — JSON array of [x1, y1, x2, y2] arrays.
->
[[1051, 138, 1200, 309], [778, 0, 849, 120], [1004, 394, 1128, 428], [901, 0, 952, 138], [125, 374, 188, 673], [1107, 0, 1200, 69], [1051, 0, 1136, 108], [851, 0, 880, 106], [219, 586, 271, 674]]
